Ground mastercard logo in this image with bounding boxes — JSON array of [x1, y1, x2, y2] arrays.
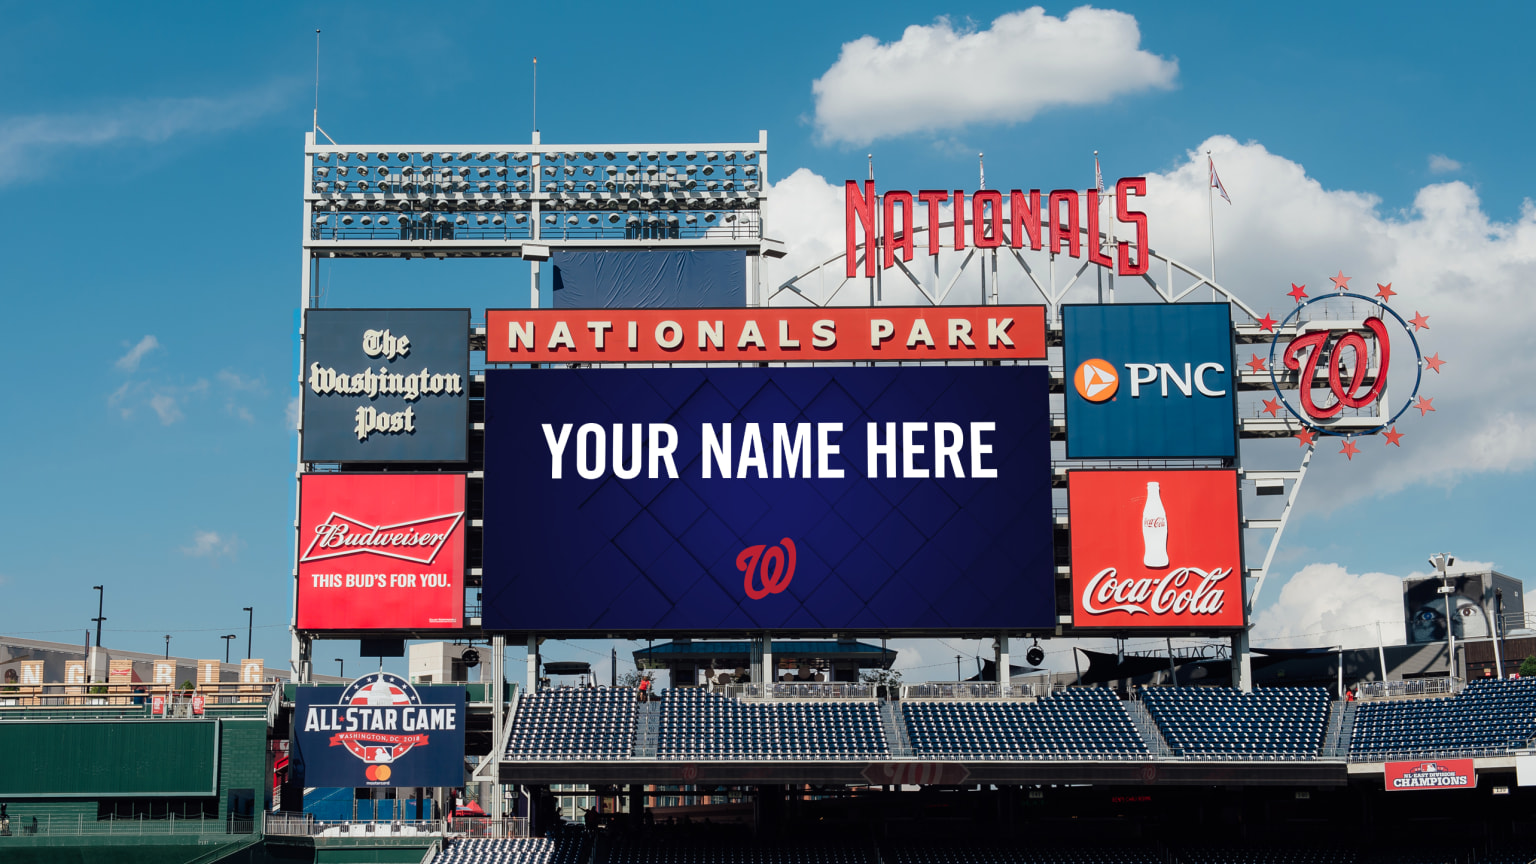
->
[[365, 765, 392, 782], [1074, 359, 1119, 402]]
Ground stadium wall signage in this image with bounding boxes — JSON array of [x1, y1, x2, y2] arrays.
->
[[296, 473, 465, 630], [486, 306, 1046, 364], [1068, 469, 1245, 630], [481, 366, 1055, 633], [1063, 304, 1237, 459], [302, 309, 469, 462], [845, 179, 1149, 278], [292, 672, 465, 788], [1384, 759, 1476, 791]]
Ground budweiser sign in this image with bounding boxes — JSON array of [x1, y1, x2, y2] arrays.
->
[[301, 511, 464, 565], [1069, 469, 1245, 629], [297, 473, 466, 630]]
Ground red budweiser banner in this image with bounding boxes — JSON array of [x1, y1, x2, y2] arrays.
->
[[1384, 759, 1476, 791], [485, 306, 1046, 364], [1068, 469, 1244, 630], [297, 473, 466, 630]]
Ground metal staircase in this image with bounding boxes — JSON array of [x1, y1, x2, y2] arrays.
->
[[1323, 699, 1358, 758], [632, 699, 660, 759], [879, 701, 912, 758], [1125, 699, 1175, 758]]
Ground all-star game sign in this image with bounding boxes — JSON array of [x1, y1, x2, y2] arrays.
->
[[1250, 271, 1442, 459], [292, 672, 466, 788]]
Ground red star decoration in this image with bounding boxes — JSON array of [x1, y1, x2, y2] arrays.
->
[[1330, 271, 1351, 292], [1257, 312, 1277, 331], [1245, 354, 1267, 373], [1376, 283, 1396, 303], [1383, 426, 1404, 447], [1262, 398, 1282, 417], [1339, 438, 1360, 460], [1409, 311, 1430, 331], [1295, 429, 1317, 448], [1424, 352, 1446, 373], [1287, 283, 1309, 303], [1415, 396, 1435, 416]]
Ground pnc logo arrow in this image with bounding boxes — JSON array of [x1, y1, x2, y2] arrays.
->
[[1074, 359, 1119, 402]]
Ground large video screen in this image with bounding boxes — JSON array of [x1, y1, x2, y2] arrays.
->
[[482, 366, 1054, 633]]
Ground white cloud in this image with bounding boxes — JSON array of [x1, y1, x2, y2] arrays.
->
[[811, 8, 1178, 146], [181, 530, 242, 559], [149, 393, 182, 425], [217, 370, 265, 423], [1428, 154, 1462, 174], [0, 84, 290, 185], [286, 396, 302, 431], [110, 377, 207, 425], [115, 335, 160, 372]]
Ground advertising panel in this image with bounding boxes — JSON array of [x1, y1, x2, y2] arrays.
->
[[1069, 469, 1245, 630], [292, 672, 466, 788], [1404, 573, 1493, 644], [485, 306, 1046, 364], [301, 309, 469, 463], [1385, 759, 1476, 791], [296, 473, 465, 631], [1063, 303, 1236, 459], [482, 366, 1054, 632]]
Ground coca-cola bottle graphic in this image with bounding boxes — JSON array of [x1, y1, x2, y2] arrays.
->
[[1142, 481, 1169, 569]]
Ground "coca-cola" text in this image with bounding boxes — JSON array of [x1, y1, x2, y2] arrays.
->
[[1080, 567, 1231, 616]]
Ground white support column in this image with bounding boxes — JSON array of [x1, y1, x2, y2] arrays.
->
[[761, 632, 773, 700], [491, 634, 506, 808], [995, 634, 1010, 696], [1231, 629, 1252, 693], [292, 132, 315, 684], [527, 635, 539, 691]]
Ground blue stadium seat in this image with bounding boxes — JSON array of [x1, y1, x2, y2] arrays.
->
[[656, 689, 888, 760], [1138, 686, 1329, 758], [1349, 677, 1536, 759], [505, 688, 638, 760], [901, 688, 1147, 760]]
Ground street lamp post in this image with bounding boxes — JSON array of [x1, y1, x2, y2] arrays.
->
[[1429, 553, 1458, 681], [222, 635, 237, 664], [164, 635, 171, 659], [335, 658, 345, 678], [91, 585, 106, 648], [242, 607, 253, 660]]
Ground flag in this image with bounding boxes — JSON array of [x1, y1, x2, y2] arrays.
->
[[1094, 156, 1105, 194], [1209, 156, 1231, 204]]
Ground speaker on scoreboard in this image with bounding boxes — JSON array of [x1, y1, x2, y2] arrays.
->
[[1025, 642, 1045, 667]]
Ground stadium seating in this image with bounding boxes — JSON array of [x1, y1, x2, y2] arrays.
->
[[434, 837, 588, 864], [608, 840, 870, 864], [656, 689, 887, 759], [1349, 677, 1536, 758], [901, 687, 1146, 759], [885, 844, 1165, 864], [1139, 686, 1330, 758], [505, 688, 637, 760]]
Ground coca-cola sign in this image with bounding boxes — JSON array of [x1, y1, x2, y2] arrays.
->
[[297, 473, 466, 631], [1069, 469, 1245, 630]]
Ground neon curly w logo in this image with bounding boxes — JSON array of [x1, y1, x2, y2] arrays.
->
[[738, 538, 797, 600]]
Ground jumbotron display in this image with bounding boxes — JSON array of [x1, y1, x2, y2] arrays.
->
[[481, 365, 1055, 633]]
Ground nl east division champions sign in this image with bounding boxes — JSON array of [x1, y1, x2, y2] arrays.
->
[[1063, 304, 1237, 460], [1069, 469, 1245, 630], [297, 473, 465, 630], [1384, 759, 1476, 791], [485, 306, 1047, 364], [302, 309, 469, 462], [293, 672, 465, 788], [481, 366, 1055, 632]]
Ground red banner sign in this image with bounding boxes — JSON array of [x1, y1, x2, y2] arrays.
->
[[1069, 469, 1244, 630], [151, 695, 165, 716], [297, 473, 466, 630], [485, 306, 1046, 364], [1385, 759, 1476, 791], [191, 694, 205, 716]]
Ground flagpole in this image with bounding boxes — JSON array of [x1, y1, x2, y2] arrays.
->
[[1207, 151, 1217, 301]]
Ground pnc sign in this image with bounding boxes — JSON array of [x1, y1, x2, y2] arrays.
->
[[1064, 304, 1237, 459]]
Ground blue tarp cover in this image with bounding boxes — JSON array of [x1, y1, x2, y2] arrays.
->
[[552, 250, 745, 308]]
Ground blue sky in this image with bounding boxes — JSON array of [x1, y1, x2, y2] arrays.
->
[[3, 2, 1532, 680]]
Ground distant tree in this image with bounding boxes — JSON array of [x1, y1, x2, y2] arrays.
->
[[617, 670, 643, 688], [1519, 655, 1536, 678], [860, 668, 903, 688]]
